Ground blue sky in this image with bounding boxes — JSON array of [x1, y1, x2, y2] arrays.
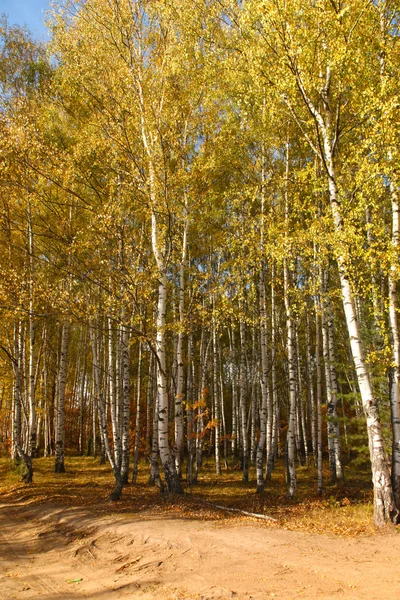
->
[[1, 1, 52, 39]]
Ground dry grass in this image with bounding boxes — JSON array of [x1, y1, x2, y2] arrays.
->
[[0, 454, 379, 537]]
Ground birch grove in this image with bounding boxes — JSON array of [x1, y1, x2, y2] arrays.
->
[[0, 0, 399, 526]]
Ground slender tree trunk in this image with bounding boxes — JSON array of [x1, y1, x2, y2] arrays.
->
[[174, 218, 188, 477], [132, 342, 142, 484], [315, 292, 323, 495], [23, 203, 35, 483], [12, 321, 22, 462], [239, 316, 249, 482], [212, 308, 221, 475], [194, 333, 210, 482], [320, 273, 337, 483], [296, 325, 309, 466], [120, 320, 131, 484], [284, 260, 297, 499], [146, 351, 153, 457], [283, 138, 296, 499], [230, 327, 238, 457], [257, 269, 269, 492], [306, 310, 317, 464], [55, 322, 70, 473], [389, 178, 400, 508], [187, 331, 195, 485], [325, 278, 344, 480], [149, 371, 162, 490], [108, 315, 121, 471], [267, 264, 279, 479]]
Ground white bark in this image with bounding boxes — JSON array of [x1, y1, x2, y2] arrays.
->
[[266, 263, 279, 480], [26, 203, 35, 482], [55, 321, 69, 473], [239, 316, 249, 482], [284, 260, 297, 499], [108, 315, 121, 471], [174, 216, 188, 476], [212, 308, 222, 475], [132, 341, 142, 484], [315, 293, 323, 495], [12, 321, 22, 462], [120, 321, 131, 484], [257, 268, 269, 492], [155, 270, 182, 493], [389, 179, 400, 507]]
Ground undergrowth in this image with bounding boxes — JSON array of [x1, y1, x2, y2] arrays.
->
[[0, 454, 379, 537]]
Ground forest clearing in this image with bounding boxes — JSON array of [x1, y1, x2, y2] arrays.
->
[[1, 456, 400, 600]]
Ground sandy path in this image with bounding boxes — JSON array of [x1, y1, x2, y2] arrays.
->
[[1, 502, 399, 600]]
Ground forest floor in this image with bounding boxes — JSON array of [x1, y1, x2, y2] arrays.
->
[[1, 456, 400, 600]]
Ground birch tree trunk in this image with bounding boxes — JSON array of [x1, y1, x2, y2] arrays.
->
[[284, 260, 297, 499], [283, 139, 296, 498], [320, 274, 337, 482], [23, 202, 35, 482], [296, 326, 308, 466], [132, 342, 142, 484], [230, 327, 239, 457], [120, 321, 131, 484], [388, 178, 400, 508], [55, 321, 69, 473], [155, 270, 183, 493], [306, 310, 317, 464], [239, 316, 249, 482], [108, 316, 121, 471], [326, 277, 344, 480], [187, 331, 196, 485], [257, 268, 269, 492], [212, 308, 222, 476], [174, 216, 188, 477], [12, 321, 22, 462], [315, 293, 323, 495], [266, 263, 279, 479]]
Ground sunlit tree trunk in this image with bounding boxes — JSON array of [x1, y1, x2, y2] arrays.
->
[[120, 320, 131, 484], [306, 310, 317, 464], [108, 315, 121, 471], [283, 139, 296, 498], [212, 307, 221, 475], [388, 178, 400, 508], [174, 216, 188, 477], [187, 331, 196, 484], [132, 341, 142, 484]]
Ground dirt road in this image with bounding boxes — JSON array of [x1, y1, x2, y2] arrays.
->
[[1, 502, 399, 600]]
